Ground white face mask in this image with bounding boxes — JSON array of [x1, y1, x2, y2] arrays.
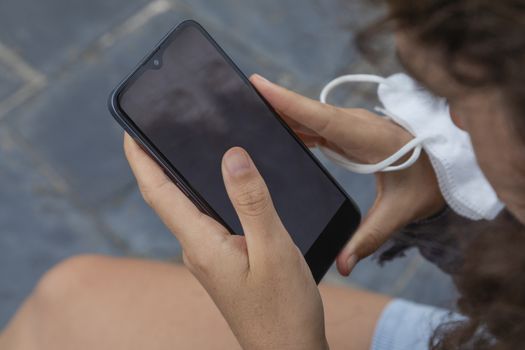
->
[[319, 73, 504, 220]]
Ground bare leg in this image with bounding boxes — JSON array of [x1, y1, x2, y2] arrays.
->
[[0, 255, 390, 350]]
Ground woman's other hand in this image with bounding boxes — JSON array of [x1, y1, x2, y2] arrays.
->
[[251, 74, 445, 275], [124, 135, 329, 350]]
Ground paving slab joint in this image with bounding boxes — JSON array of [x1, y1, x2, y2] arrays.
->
[[0, 42, 47, 120]]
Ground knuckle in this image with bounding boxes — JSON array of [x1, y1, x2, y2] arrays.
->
[[138, 181, 172, 208], [285, 245, 304, 266], [182, 252, 198, 274], [264, 241, 301, 270], [360, 227, 386, 257], [183, 250, 214, 276], [233, 182, 270, 217], [182, 251, 190, 267], [349, 108, 376, 120], [139, 187, 155, 207], [317, 105, 337, 134]]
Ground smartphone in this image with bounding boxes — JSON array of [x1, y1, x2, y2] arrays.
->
[[108, 20, 360, 283]]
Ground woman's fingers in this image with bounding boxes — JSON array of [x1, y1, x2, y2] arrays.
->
[[336, 154, 445, 275], [123, 134, 228, 252], [250, 74, 414, 164], [279, 114, 319, 137], [335, 183, 413, 276], [250, 74, 344, 140]]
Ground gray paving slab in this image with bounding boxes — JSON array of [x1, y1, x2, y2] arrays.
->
[[0, 126, 121, 328], [0, 61, 23, 101], [8, 9, 190, 208], [0, 0, 150, 74], [177, 0, 376, 92], [101, 189, 182, 259]]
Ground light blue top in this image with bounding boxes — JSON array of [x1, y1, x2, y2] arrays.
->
[[371, 299, 464, 350]]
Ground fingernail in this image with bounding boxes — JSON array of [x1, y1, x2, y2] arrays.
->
[[254, 74, 270, 84], [225, 149, 251, 177], [346, 255, 358, 273]]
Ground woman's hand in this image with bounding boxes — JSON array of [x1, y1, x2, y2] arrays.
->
[[250, 74, 445, 275], [124, 135, 329, 350]]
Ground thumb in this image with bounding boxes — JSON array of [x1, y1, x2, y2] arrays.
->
[[335, 187, 413, 276], [221, 147, 288, 253]]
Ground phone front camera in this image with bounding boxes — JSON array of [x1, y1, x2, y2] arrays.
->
[[153, 59, 161, 67]]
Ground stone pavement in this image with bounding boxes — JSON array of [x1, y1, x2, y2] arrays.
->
[[0, 0, 457, 328]]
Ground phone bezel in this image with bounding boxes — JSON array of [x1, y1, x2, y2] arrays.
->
[[108, 19, 361, 283]]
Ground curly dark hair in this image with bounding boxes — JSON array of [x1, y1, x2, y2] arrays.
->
[[432, 219, 525, 350], [361, 0, 525, 134], [360, 1, 525, 349]]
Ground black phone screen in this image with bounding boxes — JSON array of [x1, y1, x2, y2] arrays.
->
[[118, 23, 347, 254]]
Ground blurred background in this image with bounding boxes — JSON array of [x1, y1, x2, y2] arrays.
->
[[0, 0, 457, 328]]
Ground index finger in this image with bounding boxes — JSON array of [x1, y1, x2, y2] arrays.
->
[[123, 134, 228, 250], [250, 74, 416, 163], [250, 74, 342, 140]]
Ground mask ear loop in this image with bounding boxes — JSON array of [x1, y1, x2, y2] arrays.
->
[[318, 74, 427, 174]]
